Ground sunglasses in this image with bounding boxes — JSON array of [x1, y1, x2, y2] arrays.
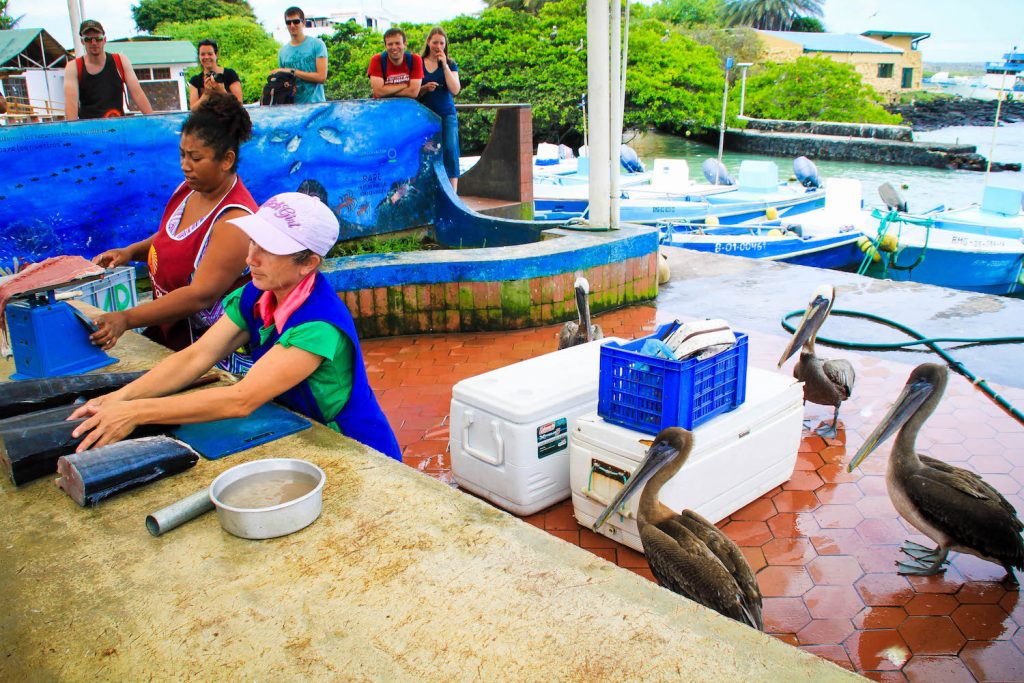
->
[[81, 35, 105, 43], [285, 18, 303, 25]]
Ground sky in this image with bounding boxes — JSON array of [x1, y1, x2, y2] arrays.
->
[[12, 0, 1024, 64]]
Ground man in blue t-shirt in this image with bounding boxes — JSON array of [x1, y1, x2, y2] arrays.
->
[[274, 6, 327, 104]]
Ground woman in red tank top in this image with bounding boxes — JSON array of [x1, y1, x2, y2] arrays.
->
[[90, 93, 257, 354]]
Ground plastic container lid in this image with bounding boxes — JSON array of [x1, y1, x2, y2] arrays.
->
[[452, 338, 624, 424]]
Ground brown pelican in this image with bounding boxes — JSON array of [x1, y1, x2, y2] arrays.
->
[[777, 284, 855, 439], [592, 427, 764, 629], [848, 363, 1024, 583], [558, 277, 603, 349]]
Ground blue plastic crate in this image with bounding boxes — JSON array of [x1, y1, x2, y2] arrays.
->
[[597, 323, 748, 435]]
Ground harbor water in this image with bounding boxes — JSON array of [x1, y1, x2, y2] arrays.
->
[[629, 124, 1024, 214]]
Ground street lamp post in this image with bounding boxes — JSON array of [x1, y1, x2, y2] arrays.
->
[[737, 62, 753, 117]]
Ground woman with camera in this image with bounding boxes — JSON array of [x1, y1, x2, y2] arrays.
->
[[188, 39, 243, 110]]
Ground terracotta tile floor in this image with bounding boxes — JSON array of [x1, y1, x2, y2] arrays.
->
[[362, 304, 1024, 681]]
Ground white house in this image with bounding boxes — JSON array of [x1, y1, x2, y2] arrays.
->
[[0, 28, 69, 121], [106, 37, 196, 113]]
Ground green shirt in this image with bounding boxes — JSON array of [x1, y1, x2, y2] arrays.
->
[[223, 287, 353, 431]]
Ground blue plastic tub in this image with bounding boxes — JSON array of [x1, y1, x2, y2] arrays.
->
[[597, 324, 748, 435]]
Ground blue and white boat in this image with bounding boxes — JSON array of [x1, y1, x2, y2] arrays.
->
[[534, 158, 827, 225], [658, 178, 865, 269], [857, 185, 1024, 295]]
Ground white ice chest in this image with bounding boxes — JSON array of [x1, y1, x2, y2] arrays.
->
[[571, 366, 804, 553], [450, 339, 623, 515]]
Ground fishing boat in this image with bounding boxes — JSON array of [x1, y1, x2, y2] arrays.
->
[[856, 184, 1024, 295], [657, 178, 865, 269], [534, 157, 827, 225]]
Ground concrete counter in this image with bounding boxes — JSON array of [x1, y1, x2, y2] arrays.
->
[[0, 328, 858, 681]]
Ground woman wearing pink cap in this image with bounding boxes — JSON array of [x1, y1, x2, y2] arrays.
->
[[71, 192, 402, 461]]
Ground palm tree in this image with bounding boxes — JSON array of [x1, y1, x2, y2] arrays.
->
[[723, 0, 824, 31], [0, 0, 23, 30]]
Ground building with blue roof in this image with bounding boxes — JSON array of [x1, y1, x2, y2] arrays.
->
[[756, 30, 930, 102]]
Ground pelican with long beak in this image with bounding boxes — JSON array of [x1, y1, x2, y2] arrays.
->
[[777, 285, 855, 439], [848, 363, 1024, 582], [557, 277, 603, 349], [592, 427, 763, 630]]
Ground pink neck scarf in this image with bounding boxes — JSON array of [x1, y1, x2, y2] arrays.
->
[[256, 271, 316, 333]]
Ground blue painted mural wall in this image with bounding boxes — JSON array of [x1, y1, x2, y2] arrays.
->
[[0, 99, 442, 264]]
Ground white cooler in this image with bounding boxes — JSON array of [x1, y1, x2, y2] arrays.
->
[[450, 338, 623, 516], [571, 366, 804, 553]]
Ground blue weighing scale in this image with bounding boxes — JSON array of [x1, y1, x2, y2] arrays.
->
[[5, 275, 117, 380]]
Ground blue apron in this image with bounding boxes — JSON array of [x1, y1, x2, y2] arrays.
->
[[239, 273, 402, 460]]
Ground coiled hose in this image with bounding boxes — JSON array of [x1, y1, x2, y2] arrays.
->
[[781, 307, 1024, 426]]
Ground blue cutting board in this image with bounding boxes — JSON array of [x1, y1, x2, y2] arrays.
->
[[172, 403, 312, 461]]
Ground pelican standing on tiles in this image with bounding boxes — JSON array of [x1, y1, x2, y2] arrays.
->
[[592, 427, 763, 630], [777, 285, 855, 439], [848, 363, 1024, 583], [557, 277, 603, 349]]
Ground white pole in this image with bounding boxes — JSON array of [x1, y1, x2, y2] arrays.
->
[[587, 0, 610, 227], [716, 58, 732, 183], [738, 63, 752, 117], [68, 0, 83, 57], [609, 0, 621, 229]]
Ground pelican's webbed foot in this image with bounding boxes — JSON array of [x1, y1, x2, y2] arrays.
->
[[896, 546, 950, 576], [814, 408, 841, 439], [900, 540, 947, 563]]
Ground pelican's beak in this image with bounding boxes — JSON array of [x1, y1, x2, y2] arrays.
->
[[848, 378, 934, 472], [592, 438, 677, 532], [575, 283, 592, 342], [777, 294, 830, 367]]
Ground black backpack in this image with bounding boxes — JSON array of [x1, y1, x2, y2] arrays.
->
[[262, 72, 296, 105]]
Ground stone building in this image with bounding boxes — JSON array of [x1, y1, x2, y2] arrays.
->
[[755, 30, 930, 102]]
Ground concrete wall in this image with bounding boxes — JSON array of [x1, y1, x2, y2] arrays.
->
[[322, 226, 660, 337]]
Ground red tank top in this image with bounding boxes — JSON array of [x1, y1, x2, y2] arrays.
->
[[145, 176, 257, 350]]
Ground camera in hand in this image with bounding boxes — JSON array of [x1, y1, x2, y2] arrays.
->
[[206, 71, 225, 83]]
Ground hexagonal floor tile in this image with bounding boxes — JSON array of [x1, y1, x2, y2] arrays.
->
[[804, 584, 866, 619], [856, 573, 916, 607], [762, 596, 812, 634], [903, 655, 977, 683], [815, 483, 865, 505], [729, 497, 777, 522], [808, 555, 865, 586], [801, 644, 854, 671], [771, 490, 820, 513], [815, 504, 866, 529], [721, 520, 773, 546], [853, 606, 908, 630], [763, 537, 818, 566], [810, 528, 864, 556], [951, 604, 1015, 641], [904, 593, 960, 617], [757, 565, 814, 598], [844, 629, 911, 671], [797, 618, 856, 646], [898, 615, 967, 655], [767, 512, 820, 538], [961, 640, 1024, 682]]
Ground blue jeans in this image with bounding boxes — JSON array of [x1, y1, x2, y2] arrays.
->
[[441, 114, 460, 179]]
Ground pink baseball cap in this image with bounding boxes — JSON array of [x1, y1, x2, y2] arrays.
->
[[229, 192, 339, 256]]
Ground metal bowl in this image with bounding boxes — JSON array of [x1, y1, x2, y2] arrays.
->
[[209, 458, 326, 540]]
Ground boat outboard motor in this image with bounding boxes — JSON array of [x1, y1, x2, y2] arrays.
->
[[793, 156, 821, 189], [878, 182, 909, 213], [619, 146, 645, 173], [701, 158, 735, 186]]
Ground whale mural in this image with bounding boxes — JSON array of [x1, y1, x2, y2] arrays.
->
[[0, 99, 442, 265]]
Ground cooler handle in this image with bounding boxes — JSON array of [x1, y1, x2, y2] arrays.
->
[[462, 410, 504, 466]]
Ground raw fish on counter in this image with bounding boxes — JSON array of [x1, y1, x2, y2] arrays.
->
[[56, 437, 199, 506], [0, 371, 146, 419]]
